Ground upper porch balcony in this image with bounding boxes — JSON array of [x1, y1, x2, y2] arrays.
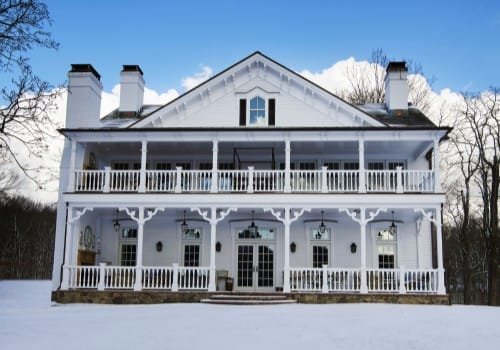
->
[[67, 137, 442, 195]]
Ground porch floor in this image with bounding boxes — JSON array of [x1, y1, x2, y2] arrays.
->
[[51, 290, 450, 305]]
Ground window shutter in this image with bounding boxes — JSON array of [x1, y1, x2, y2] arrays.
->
[[239, 99, 246, 126], [268, 98, 275, 126]]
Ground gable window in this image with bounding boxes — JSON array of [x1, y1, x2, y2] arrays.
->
[[249, 96, 266, 126]]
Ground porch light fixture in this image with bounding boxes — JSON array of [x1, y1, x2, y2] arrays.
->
[[318, 210, 327, 235], [248, 210, 259, 237], [350, 242, 357, 254], [389, 211, 397, 236], [290, 242, 297, 253], [156, 241, 163, 252], [216, 241, 222, 252], [181, 210, 189, 234], [113, 210, 121, 232]]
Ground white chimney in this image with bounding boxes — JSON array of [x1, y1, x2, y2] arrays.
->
[[66, 64, 102, 128], [119, 65, 144, 114], [384, 61, 408, 111]]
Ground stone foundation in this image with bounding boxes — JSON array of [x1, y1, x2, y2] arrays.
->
[[52, 290, 450, 305]]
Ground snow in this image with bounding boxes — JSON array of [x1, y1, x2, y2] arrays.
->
[[1, 281, 499, 350]]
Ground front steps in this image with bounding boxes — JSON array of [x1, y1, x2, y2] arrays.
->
[[201, 294, 297, 305]]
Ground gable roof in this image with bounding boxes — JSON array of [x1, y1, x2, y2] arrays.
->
[[128, 51, 391, 128]]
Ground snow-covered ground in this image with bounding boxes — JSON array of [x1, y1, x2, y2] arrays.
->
[[0, 281, 498, 350]]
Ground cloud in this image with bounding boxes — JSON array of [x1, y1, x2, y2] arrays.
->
[[181, 66, 213, 91]]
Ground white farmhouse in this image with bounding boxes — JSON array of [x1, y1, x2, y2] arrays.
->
[[51, 52, 450, 303]]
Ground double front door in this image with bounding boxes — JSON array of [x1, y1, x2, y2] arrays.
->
[[237, 244, 275, 291]]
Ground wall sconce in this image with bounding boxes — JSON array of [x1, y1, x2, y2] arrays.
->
[[156, 241, 163, 252], [350, 242, 357, 254], [216, 241, 222, 252], [290, 242, 297, 253]]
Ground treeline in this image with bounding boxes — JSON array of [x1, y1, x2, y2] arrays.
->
[[444, 220, 489, 304], [0, 195, 56, 279]]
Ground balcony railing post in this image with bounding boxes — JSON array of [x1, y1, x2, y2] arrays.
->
[[98, 262, 106, 291], [138, 169, 146, 193], [175, 167, 182, 193], [396, 166, 403, 193], [399, 265, 407, 294], [322, 264, 328, 293], [284, 140, 292, 193], [103, 166, 111, 193], [247, 166, 254, 193], [172, 263, 179, 292], [321, 166, 328, 193]]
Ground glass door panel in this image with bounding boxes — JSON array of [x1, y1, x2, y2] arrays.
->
[[257, 245, 274, 287], [237, 245, 254, 288]]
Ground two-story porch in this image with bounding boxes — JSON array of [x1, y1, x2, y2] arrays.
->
[[55, 128, 447, 299]]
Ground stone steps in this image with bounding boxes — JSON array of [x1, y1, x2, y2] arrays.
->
[[200, 294, 297, 305]]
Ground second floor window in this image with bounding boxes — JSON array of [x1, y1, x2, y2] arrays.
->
[[249, 96, 266, 126]]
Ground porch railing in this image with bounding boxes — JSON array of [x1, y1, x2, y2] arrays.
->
[[62, 265, 210, 291], [288, 267, 439, 294], [72, 168, 438, 194]]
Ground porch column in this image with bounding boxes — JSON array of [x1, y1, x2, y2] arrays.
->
[[433, 138, 442, 192], [209, 208, 217, 291], [340, 207, 386, 294], [211, 140, 218, 193], [284, 139, 291, 193], [60, 207, 74, 290], [67, 140, 77, 192], [265, 207, 311, 293], [61, 206, 94, 290], [283, 209, 291, 292], [358, 138, 366, 193], [435, 205, 446, 295], [359, 209, 368, 293], [120, 207, 165, 292], [191, 207, 237, 292], [135, 208, 145, 291], [138, 140, 147, 193]]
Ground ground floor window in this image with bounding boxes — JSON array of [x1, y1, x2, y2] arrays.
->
[[120, 244, 137, 266], [183, 244, 200, 267], [312, 245, 329, 268]]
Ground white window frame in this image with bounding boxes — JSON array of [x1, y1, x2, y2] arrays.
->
[[247, 95, 267, 126], [118, 225, 138, 266], [305, 223, 334, 268], [371, 224, 398, 269]]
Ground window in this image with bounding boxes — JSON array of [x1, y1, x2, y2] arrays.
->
[[324, 162, 340, 170], [343, 162, 359, 170], [218, 162, 235, 170], [376, 228, 397, 269], [183, 245, 200, 267], [388, 161, 405, 170], [120, 244, 137, 266], [176, 162, 191, 170], [312, 246, 329, 268], [120, 226, 137, 266], [155, 162, 171, 170], [112, 162, 129, 170], [368, 162, 384, 170], [299, 162, 316, 170], [183, 228, 202, 240], [249, 96, 266, 126], [237, 227, 275, 240], [198, 162, 212, 170]]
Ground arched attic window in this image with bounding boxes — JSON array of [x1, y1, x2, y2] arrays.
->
[[249, 96, 266, 126]]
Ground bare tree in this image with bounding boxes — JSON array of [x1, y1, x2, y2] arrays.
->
[[0, 0, 60, 191], [458, 89, 500, 305], [339, 49, 435, 114]]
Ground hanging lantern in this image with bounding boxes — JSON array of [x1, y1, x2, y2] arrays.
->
[[318, 210, 327, 235], [248, 210, 259, 237], [389, 210, 397, 236], [181, 210, 189, 234]]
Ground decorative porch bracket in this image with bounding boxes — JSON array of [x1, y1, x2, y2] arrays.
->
[[61, 206, 94, 290], [339, 207, 387, 294], [414, 207, 446, 295], [120, 206, 165, 291], [191, 207, 238, 292], [264, 207, 311, 293]]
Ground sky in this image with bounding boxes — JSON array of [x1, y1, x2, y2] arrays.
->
[[31, 0, 500, 94]]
